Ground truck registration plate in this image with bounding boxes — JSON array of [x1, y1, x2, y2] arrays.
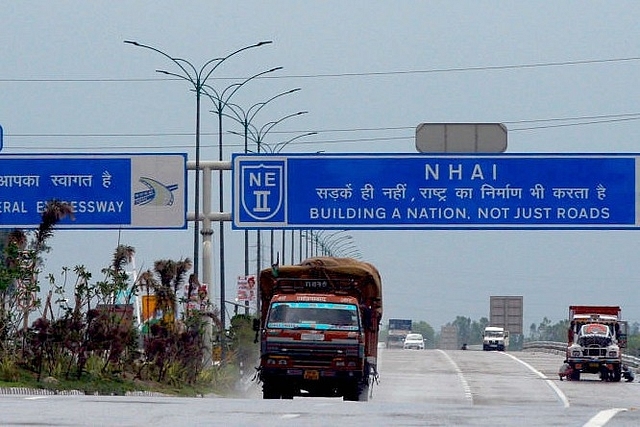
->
[[304, 370, 319, 380], [301, 333, 325, 341]]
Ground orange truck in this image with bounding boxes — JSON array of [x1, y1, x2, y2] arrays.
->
[[566, 305, 627, 381], [255, 257, 383, 401]]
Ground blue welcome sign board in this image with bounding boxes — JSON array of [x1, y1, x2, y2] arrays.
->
[[0, 153, 187, 229], [232, 153, 639, 230]]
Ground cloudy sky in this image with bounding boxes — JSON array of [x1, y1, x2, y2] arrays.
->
[[2, 2, 640, 331]]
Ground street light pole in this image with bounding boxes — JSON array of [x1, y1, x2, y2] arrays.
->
[[256, 131, 318, 265], [223, 88, 302, 278], [202, 66, 282, 333], [230, 120, 316, 273], [123, 39, 272, 286]]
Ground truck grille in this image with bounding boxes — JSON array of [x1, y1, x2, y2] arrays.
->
[[583, 348, 606, 357], [265, 341, 360, 367]]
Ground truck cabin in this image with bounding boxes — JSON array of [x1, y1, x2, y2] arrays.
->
[[484, 330, 504, 338], [266, 301, 361, 331], [569, 314, 621, 344]]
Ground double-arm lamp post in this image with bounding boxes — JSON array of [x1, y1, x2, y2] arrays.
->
[[223, 88, 302, 278], [123, 40, 272, 288], [256, 133, 318, 265], [229, 116, 316, 275], [200, 66, 281, 331]]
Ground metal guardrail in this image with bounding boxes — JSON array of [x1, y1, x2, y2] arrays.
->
[[522, 341, 640, 368]]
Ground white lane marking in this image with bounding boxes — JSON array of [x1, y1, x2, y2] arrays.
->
[[583, 408, 628, 427], [437, 349, 473, 405], [281, 414, 302, 419], [502, 352, 570, 408]]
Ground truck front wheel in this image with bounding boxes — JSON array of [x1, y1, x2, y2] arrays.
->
[[343, 381, 369, 402], [570, 369, 581, 381], [611, 365, 622, 382], [262, 380, 281, 399]]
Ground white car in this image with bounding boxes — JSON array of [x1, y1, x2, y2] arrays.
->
[[403, 333, 425, 350]]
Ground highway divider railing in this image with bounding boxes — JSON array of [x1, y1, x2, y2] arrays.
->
[[523, 341, 640, 369]]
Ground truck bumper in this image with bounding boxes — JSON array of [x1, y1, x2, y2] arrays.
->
[[483, 344, 505, 351], [259, 367, 364, 396], [569, 359, 620, 373]]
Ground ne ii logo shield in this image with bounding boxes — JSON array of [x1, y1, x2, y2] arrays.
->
[[240, 161, 285, 222]]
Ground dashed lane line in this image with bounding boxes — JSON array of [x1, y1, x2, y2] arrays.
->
[[437, 349, 473, 405], [583, 408, 628, 427]]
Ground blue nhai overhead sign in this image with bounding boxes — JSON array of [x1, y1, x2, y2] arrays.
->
[[232, 153, 639, 230]]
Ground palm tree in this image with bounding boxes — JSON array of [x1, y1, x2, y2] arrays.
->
[[21, 201, 74, 332], [148, 258, 192, 331], [33, 200, 74, 253]]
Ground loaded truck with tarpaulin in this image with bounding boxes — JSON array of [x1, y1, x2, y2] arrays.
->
[[386, 318, 412, 349], [255, 257, 383, 401]]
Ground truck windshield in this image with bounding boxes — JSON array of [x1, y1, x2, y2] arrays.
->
[[579, 323, 610, 336], [267, 302, 360, 331], [577, 323, 613, 347]]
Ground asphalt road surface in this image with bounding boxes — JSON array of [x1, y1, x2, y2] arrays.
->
[[1, 348, 638, 426]]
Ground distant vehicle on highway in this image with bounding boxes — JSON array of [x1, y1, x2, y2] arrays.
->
[[483, 326, 509, 351], [387, 318, 412, 348], [403, 333, 425, 350]]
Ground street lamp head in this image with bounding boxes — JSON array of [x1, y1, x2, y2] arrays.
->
[[270, 131, 318, 153], [256, 41, 274, 47], [228, 130, 245, 140], [123, 40, 140, 46], [205, 66, 284, 111], [222, 87, 302, 128]]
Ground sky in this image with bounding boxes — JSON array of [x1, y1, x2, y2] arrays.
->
[[2, 1, 640, 333]]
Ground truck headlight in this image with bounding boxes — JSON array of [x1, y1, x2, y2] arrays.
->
[[266, 356, 291, 367], [332, 358, 359, 369], [608, 350, 618, 357], [572, 350, 581, 357]]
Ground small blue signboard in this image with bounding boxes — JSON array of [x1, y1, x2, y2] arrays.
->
[[0, 124, 3, 151], [0, 153, 187, 229], [232, 153, 639, 230]]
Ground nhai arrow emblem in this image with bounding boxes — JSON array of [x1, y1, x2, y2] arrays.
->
[[134, 177, 179, 206]]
